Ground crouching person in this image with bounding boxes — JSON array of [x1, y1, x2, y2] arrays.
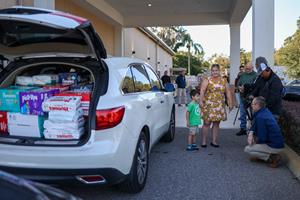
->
[[244, 96, 284, 168]]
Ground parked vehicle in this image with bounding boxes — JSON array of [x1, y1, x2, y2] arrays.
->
[[0, 7, 175, 193], [283, 80, 300, 101], [0, 170, 80, 200]]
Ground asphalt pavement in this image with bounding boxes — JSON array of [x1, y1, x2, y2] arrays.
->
[[62, 126, 300, 200]]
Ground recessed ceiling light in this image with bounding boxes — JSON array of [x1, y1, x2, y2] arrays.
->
[[148, 3, 152, 7]]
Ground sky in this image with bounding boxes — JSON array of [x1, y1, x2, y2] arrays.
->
[[184, 0, 300, 59]]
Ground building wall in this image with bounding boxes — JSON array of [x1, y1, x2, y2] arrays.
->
[[55, 0, 114, 55], [0, 0, 33, 9], [124, 28, 173, 76]]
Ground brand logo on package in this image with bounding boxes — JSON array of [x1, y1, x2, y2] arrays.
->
[[22, 94, 38, 101]]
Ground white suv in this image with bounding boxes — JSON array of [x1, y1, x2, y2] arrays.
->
[[0, 7, 175, 193]]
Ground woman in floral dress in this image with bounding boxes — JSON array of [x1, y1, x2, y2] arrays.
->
[[199, 64, 233, 147]]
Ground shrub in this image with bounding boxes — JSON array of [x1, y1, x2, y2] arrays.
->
[[279, 100, 300, 155]]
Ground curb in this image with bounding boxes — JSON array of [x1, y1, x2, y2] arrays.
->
[[282, 145, 300, 181]]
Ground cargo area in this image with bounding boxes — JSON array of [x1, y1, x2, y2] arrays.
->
[[0, 61, 98, 146]]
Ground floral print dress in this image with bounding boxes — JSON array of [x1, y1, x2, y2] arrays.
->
[[202, 77, 227, 122]]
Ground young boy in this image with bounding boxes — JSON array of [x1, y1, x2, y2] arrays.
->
[[186, 89, 202, 151]]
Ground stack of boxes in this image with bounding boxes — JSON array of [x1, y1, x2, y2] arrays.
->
[[0, 72, 92, 140], [42, 96, 85, 139]]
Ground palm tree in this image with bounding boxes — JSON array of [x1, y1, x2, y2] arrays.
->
[[173, 33, 203, 75]]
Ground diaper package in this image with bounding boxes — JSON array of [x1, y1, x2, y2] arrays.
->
[[32, 74, 59, 86], [44, 127, 84, 140], [42, 96, 81, 112], [16, 76, 33, 86], [19, 88, 59, 115]]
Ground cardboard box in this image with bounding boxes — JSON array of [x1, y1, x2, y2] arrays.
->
[[19, 88, 59, 115], [70, 84, 93, 92], [7, 112, 44, 138], [0, 86, 37, 112], [58, 73, 78, 85], [0, 111, 8, 134], [43, 85, 70, 92]]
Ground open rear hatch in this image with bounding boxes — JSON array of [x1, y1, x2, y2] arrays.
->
[[0, 7, 108, 146]]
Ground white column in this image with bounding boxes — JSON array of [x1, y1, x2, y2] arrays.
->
[[230, 23, 241, 85], [34, 0, 54, 9], [114, 26, 124, 57], [252, 0, 274, 66]]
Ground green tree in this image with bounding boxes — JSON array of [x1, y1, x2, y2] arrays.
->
[[240, 49, 252, 65], [277, 17, 300, 78], [173, 33, 203, 75], [149, 26, 186, 49], [173, 52, 209, 75], [208, 53, 230, 76]]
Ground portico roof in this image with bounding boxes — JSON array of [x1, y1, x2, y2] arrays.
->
[[76, 0, 252, 26]]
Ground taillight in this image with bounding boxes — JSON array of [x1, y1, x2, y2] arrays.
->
[[95, 106, 125, 130]]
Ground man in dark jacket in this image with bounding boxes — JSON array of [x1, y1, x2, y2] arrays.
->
[[250, 57, 283, 119], [244, 96, 284, 168], [161, 70, 171, 86], [176, 70, 187, 106]]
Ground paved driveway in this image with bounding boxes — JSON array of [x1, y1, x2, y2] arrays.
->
[[62, 128, 300, 200]]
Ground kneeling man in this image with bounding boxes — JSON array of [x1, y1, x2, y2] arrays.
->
[[244, 96, 284, 168]]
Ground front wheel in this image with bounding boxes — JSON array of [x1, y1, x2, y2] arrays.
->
[[118, 131, 149, 193]]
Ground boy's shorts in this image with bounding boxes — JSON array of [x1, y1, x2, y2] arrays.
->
[[189, 126, 199, 135]]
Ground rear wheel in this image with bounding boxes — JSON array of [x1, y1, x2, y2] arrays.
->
[[161, 108, 175, 142], [119, 131, 149, 193]]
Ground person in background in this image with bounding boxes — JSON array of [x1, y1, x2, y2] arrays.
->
[[186, 89, 202, 151], [234, 65, 245, 92], [161, 70, 171, 86], [244, 96, 284, 168], [199, 64, 233, 148], [250, 57, 283, 120], [236, 62, 257, 136], [176, 70, 187, 106]]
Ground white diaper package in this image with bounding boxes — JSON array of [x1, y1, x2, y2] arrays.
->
[[48, 109, 83, 122], [44, 117, 85, 130], [16, 76, 33, 86], [42, 96, 81, 112], [32, 75, 59, 86], [44, 127, 84, 140]]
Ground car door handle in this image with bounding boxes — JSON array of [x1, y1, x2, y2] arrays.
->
[[160, 100, 164, 104], [146, 105, 152, 109]]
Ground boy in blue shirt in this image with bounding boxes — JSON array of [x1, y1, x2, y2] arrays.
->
[[186, 89, 202, 151]]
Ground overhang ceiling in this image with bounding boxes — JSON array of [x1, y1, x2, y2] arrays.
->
[[77, 0, 252, 27]]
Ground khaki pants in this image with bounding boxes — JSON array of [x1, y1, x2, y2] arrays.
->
[[177, 88, 186, 104], [244, 144, 283, 161]]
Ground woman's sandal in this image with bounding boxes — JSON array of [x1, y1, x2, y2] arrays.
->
[[201, 144, 207, 148], [210, 142, 219, 148]]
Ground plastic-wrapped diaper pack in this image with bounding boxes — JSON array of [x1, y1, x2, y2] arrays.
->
[[44, 117, 85, 130], [48, 109, 83, 122], [16, 76, 34, 86], [42, 96, 81, 112], [44, 127, 84, 139], [32, 75, 59, 86]]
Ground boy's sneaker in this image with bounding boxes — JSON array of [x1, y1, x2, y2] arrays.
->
[[186, 145, 194, 151], [192, 144, 199, 150]]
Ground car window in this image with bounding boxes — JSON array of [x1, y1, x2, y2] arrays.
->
[[122, 68, 135, 94], [131, 65, 151, 92], [144, 65, 162, 91]]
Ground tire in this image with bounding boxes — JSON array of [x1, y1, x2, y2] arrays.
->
[[118, 131, 149, 193], [161, 108, 175, 142]]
